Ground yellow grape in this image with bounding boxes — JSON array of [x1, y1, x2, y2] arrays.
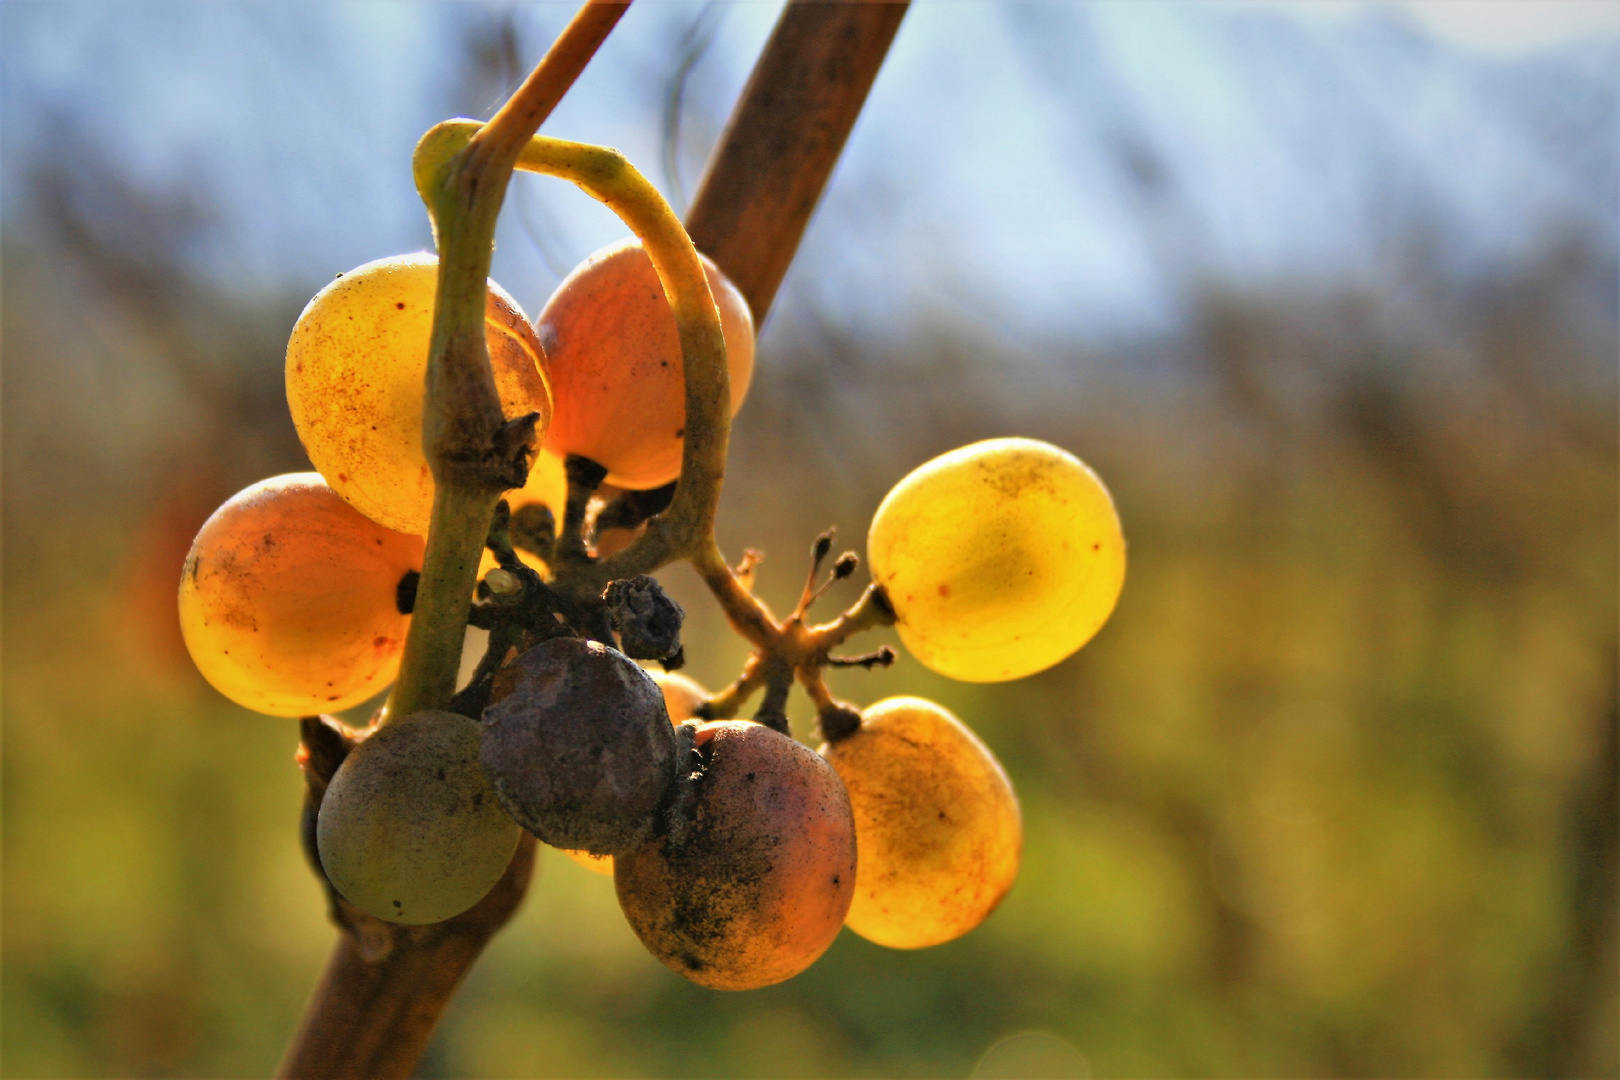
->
[[509, 445, 568, 520], [178, 473, 423, 716], [820, 697, 1021, 949], [539, 239, 754, 490], [316, 710, 520, 925], [286, 252, 553, 535], [563, 848, 616, 876], [563, 669, 707, 876], [867, 437, 1125, 682]]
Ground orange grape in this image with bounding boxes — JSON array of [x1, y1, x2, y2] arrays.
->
[[867, 437, 1125, 682], [820, 696, 1021, 948], [316, 710, 520, 925], [178, 473, 423, 716], [564, 670, 707, 876], [286, 252, 553, 535], [614, 721, 856, 989], [538, 239, 754, 489]]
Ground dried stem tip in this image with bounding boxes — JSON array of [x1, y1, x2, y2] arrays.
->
[[603, 575, 685, 661]]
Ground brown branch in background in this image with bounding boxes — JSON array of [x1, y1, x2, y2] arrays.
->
[[685, 0, 910, 325]]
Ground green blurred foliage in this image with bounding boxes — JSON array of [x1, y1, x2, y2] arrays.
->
[[3, 19, 1615, 1080]]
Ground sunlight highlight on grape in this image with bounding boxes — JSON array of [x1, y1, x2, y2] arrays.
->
[[178, 473, 423, 716], [286, 253, 553, 535], [868, 438, 1125, 682]]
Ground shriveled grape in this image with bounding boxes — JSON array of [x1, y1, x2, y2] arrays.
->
[[286, 252, 553, 535], [178, 473, 423, 716], [821, 696, 1021, 949], [867, 437, 1125, 682], [480, 638, 676, 856], [538, 239, 754, 490], [316, 710, 520, 925], [563, 670, 708, 876], [615, 721, 856, 990]]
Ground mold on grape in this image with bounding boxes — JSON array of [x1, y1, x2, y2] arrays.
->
[[614, 721, 856, 990], [480, 637, 677, 856]]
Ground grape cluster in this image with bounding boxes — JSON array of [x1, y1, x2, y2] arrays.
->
[[180, 173, 1123, 992]]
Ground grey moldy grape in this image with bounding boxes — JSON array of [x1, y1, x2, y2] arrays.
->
[[480, 637, 677, 856]]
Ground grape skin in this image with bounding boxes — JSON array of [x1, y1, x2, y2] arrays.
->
[[538, 239, 754, 490], [565, 670, 707, 876], [286, 253, 552, 536], [506, 445, 568, 524], [648, 670, 707, 724], [178, 472, 423, 716], [821, 696, 1022, 949], [316, 710, 520, 926], [614, 721, 856, 990], [480, 639, 677, 857], [867, 437, 1125, 682]]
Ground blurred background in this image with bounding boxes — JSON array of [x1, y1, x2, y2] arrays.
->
[[3, 2, 1615, 1076]]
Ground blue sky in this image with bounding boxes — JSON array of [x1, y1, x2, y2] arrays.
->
[[5, 2, 1614, 350]]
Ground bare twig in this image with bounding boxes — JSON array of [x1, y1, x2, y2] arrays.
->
[[482, 2, 631, 160], [278, 718, 540, 1080], [281, 6, 626, 1077], [686, 0, 910, 324], [278, 837, 538, 1079]]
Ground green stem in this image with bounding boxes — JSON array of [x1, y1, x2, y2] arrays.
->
[[387, 7, 634, 721], [414, 122, 733, 606], [388, 483, 499, 719], [392, 120, 733, 719]]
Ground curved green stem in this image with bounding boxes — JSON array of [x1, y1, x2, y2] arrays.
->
[[395, 122, 731, 715], [511, 135, 730, 586], [417, 123, 732, 587]]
